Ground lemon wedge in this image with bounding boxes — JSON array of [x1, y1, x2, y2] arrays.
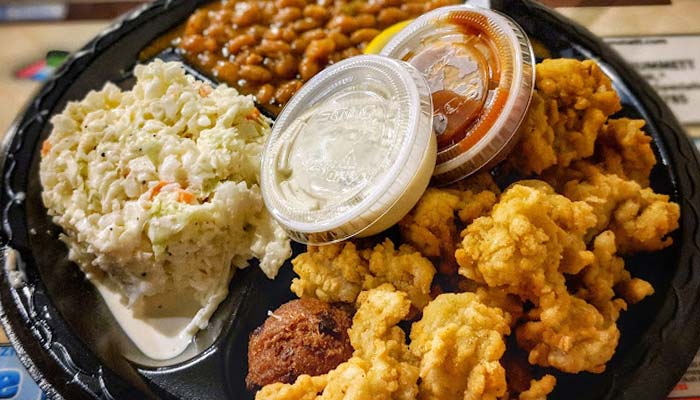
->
[[364, 20, 413, 54]]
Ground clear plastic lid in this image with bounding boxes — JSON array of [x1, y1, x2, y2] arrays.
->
[[381, 5, 535, 185], [260, 55, 435, 245]]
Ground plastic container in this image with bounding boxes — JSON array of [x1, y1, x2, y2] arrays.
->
[[260, 55, 436, 245], [381, 5, 535, 184]]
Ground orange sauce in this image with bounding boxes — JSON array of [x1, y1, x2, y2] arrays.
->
[[406, 10, 510, 152]]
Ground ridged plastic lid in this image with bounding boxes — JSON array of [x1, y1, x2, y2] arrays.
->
[[260, 55, 435, 244], [381, 5, 535, 185]]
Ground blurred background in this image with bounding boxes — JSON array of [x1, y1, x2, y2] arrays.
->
[[0, 0, 698, 399]]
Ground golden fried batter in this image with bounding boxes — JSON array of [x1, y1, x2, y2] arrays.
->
[[256, 285, 419, 400], [516, 289, 622, 374], [291, 242, 369, 304], [595, 118, 656, 187], [553, 162, 680, 253], [410, 293, 511, 400], [511, 59, 621, 175], [291, 239, 436, 309], [518, 375, 557, 400], [575, 230, 654, 312], [399, 172, 499, 275], [456, 181, 596, 301]]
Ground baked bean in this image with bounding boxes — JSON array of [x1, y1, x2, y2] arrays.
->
[[306, 38, 335, 60], [376, 0, 402, 7], [327, 15, 359, 34], [181, 35, 210, 53], [275, 7, 303, 24], [303, 5, 328, 20], [233, 2, 259, 27], [401, 3, 424, 15], [291, 37, 310, 54], [328, 30, 351, 50], [258, 39, 291, 56], [214, 61, 240, 82], [275, 80, 303, 104], [377, 7, 407, 27], [271, 54, 298, 78], [211, 9, 231, 24], [292, 17, 321, 32], [262, 2, 277, 20], [226, 35, 256, 54], [276, 0, 306, 7], [281, 27, 297, 42], [247, 25, 267, 40], [240, 65, 273, 82], [350, 28, 380, 45], [245, 53, 264, 65], [301, 29, 326, 41], [355, 14, 376, 28], [358, 3, 382, 14], [256, 84, 275, 104], [342, 47, 363, 58], [299, 58, 320, 81], [264, 27, 283, 40], [185, 9, 208, 35], [427, 0, 459, 10], [204, 24, 229, 45], [198, 53, 219, 69]]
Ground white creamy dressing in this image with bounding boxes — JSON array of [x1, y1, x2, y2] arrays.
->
[[92, 279, 202, 360], [3, 247, 26, 288], [275, 92, 400, 214]]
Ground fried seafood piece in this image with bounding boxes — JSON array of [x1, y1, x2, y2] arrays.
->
[[518, 375, 557, 400], [510, 59, 622, 175], [456, 181, 597, 301], [575, 230, 654, 312], [595, 118, 656, 187], [291, 242, 369, 304], [399, 172, 499, 274], [516, 288, 623, 374], [550, 162, 680, 253], [290, 239, 436, 309], [409, 292, 511, 400], [246, 299, 353, 390], [256, 285, 419, 400]]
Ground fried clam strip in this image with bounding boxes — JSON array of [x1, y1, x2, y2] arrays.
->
[[256, 285, 419, 400], [399, 172, 500, 275], [547, 162, 680, 254], [510, 59, 622, 175], [290, 239, 436, 309], [456, 181, 596, 302], [409, 292, 511, 400], [595, 118, 656, 187]]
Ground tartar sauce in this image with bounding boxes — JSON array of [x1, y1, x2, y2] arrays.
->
[[261, 55, 435, 244]]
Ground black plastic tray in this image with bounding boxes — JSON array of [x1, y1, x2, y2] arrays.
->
[[2, 1, 700, 399]]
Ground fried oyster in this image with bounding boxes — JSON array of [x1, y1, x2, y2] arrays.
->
[[510, 59, 622, 175], [290, 239, 436, 310], [409, 292, 512, 400]]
